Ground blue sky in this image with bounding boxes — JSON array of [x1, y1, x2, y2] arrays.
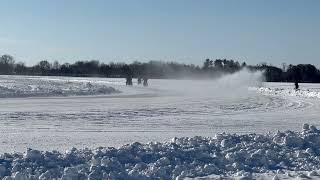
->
[[0, 0, 319, 66]]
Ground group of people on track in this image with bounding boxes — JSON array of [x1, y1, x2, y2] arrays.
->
[[126, 76, 148, 87]]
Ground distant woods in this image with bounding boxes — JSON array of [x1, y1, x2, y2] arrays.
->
[[1, 54, 320, 83]]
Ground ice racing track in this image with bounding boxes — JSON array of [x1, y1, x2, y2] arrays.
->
[[0, 76, 320, 153]]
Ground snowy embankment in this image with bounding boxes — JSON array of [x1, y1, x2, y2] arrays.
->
[[251, 86, 320, 99], [2, 124, 320, 179], [0, 76, 120, 98]]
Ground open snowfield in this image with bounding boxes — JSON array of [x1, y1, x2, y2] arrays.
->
[[0, 73, 320, 153], [1, 73, 320, 179]]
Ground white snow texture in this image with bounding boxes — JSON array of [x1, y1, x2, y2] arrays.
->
[[0, 124, 320, 179]]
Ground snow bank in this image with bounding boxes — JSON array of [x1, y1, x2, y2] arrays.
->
[[251, 86, 320, 99], [0, 76, 120, 98], [2, 124, 320, 179]]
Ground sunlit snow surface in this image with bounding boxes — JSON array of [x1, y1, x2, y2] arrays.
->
[[251, 84, 320, 99], [0, 75, 119, 98], [0, 74, 320, 153]]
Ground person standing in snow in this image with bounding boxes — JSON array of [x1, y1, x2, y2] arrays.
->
[[137, 77, 142, 85], [143, 77, 148, 87], [126, 76, 133, 86], [295, 80, 299, 90]]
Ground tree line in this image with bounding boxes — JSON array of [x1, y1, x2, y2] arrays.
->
[[0, 54, 320, 82]]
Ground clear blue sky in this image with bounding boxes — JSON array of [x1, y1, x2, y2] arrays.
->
[[0, 0, 319, 66]]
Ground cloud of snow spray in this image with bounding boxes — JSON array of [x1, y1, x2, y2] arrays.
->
[[160, 69, 265, 99], [211, 69, 265, 97]]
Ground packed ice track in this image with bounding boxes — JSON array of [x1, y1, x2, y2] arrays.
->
[[1, 75, 320, 153], [1, 74, 320, 179]]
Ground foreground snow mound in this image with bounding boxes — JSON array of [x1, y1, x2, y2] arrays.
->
[[252, 87, 320, 99], [0, 76, 120, 98], [190, 170, 320, 180], [2, 124, 320, 179]]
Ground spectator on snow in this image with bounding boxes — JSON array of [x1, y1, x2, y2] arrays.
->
[[137, 77, 142, 85], [295, 80, 299, 90], [126, 76, 133, 86], [143, 78, 148, 87]]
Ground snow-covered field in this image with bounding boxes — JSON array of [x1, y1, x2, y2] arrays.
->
[[1, 73, 320, 179], [0, 75, 119, 98], [1, 73, 320, 152]]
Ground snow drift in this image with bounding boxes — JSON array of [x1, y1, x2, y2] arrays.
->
[[253, 86, 320, 99], [0, 76, 120, 98], [2, 124, 320, 179]]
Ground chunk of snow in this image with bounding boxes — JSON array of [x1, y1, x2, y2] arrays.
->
[[1, 124, 320, 178]]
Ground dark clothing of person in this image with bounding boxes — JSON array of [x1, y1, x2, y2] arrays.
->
[[143, 78, 148, 87], [137, 78, 142, 84], [126, 77, 133, 86], [295, 81, 299, 90]]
